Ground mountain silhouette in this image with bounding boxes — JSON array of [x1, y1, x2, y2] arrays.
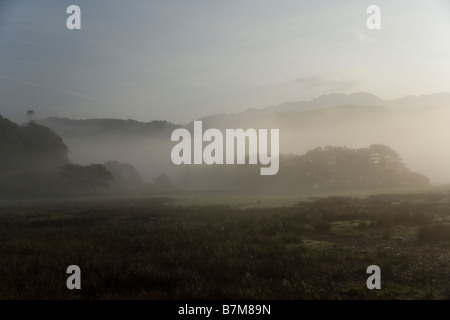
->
[[262, 92, 384, 113]]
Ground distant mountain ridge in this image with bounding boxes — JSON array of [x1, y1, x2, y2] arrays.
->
[[262, 92, 384, 113], [386, 92, 450, 110], [194, 91, 450, 128], [33, 91, 450, 184], [264, 91, 450, 113], [38, 92, 450, 131]]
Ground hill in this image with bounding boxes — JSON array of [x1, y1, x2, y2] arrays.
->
[[0, 115, 69, 173]]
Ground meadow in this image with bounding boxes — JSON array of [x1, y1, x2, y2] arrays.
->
[[0, 188, 449, 300]]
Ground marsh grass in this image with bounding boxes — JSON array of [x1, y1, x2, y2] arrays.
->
[[0, 193, 449, 299]]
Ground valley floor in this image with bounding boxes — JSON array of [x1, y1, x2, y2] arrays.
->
[[1, 188, 450, 299]]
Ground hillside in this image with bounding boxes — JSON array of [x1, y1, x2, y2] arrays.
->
[[0, 115, 69, 173]]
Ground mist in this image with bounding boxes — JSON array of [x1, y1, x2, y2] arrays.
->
[[65, 135, 174, 183], [275, 105, 450, 185], [41, 94, 450, 190]]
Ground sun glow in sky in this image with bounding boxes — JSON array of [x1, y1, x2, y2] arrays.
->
[[1, 0, 450, 124]]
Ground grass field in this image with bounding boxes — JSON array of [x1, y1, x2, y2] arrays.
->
[[1, 187, 450, 300]]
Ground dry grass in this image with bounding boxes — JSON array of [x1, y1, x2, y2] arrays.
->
[[0, 193, 449, 299]]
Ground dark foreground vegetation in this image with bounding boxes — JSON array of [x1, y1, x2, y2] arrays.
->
[[0, 192, 449, 300]]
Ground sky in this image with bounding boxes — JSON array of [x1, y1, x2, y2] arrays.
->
[[1, 0, 450, 124]]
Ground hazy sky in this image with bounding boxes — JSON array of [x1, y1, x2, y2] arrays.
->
[[1, 0, 450, 124]]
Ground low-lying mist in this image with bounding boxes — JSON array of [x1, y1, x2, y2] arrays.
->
[[50, 103, 450, 188], [65, 135, 174, 184], [275, 105, 450, 185]]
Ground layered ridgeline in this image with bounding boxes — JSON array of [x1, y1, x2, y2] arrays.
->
[[189, 92, 450, 186], [38, 92, 450, 187], [39, 93, 450, 188]]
